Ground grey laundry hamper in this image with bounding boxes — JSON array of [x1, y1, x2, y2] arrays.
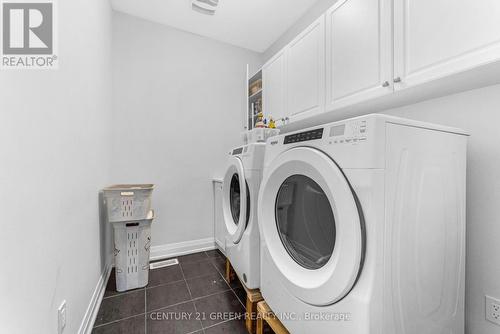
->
[[111, 211, 154, 292], [103, 184, 154, 222], [103, 184, 155, 292]]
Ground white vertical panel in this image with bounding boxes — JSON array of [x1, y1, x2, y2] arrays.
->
[[286, 15, 325, 121], [325, 0, 393, 110], [394, 0, 500, 89], [262, 50, 287, 122]]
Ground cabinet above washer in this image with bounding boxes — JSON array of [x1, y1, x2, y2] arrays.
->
[[262, 0, 500, 129]]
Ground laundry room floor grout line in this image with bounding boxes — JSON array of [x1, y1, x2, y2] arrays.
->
[[92, 250, 247, 333], [202, 316, 244, 331], [145, 288, 235, 314], [92, 312, 147, 329], [222, 274, 247, 311], [178, 256, 205, 332], [102, 287, 148, 299]]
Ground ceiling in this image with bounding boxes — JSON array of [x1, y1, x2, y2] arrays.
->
[[110, 0, 321, 52]]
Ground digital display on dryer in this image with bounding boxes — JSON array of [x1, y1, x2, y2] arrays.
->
[[284, 128, 324, 144], [330, 124, 346, 137]]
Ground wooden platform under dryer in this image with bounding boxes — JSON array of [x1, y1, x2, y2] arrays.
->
[[256, 300, 290, 334], [226, 258, 264, 333]]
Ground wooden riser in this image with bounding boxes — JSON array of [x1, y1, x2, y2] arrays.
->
[[256, 300, 290, 334]]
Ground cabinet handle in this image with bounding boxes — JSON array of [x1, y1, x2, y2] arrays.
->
[[393, 77, 402, 83], [382, 81, 390, 87]]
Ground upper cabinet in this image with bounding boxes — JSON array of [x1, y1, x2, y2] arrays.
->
[[394, 0, 500, 89], [286, 16, 326, 121], [262, 49, 287, 122], [326, 0, 393, 110], [261, 0, 500, 127]]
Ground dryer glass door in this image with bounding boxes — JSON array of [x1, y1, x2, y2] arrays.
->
[[229, 173, 250, 228], [275, 174, 336, 270], [259, 147, 365, 306], [223, 156, 249, 244]]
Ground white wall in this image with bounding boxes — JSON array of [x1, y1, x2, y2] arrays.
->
[[382, 84, 500, 334], [0, 1, 113, 334], [111, 13, 262, 255]]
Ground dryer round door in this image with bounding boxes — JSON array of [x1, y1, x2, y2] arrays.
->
[[258, 147, 365, 306], [223, 156, 250, 244]]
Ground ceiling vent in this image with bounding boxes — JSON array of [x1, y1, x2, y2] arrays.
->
[[192, 0, 219, 15]]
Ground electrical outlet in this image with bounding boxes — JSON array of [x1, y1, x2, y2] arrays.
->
[[58, 301, 67, 333], [486, 295, 500, 326]]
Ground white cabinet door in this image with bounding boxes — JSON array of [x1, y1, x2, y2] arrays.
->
[[286, 16, 325, 121], [325, 0, 393, 110], [262, 50, 287, 122], [394, 0, 500, 89], [213, 181, 225, 252]]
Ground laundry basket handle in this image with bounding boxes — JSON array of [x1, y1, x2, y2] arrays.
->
[[121, 191, 134, 196]]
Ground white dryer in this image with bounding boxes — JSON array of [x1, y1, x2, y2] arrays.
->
[[222, 143, 266, 289], [258, 114, 467, 334]]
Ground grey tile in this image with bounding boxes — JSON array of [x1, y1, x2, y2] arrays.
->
[[147, 301, 202, 334], [233, 288, 246, 308], [186, 273, 230, 299], [205, 249, 224, 258], [194, 291, 245, 328], [94, 290, 145, 326], [92, 314, 145, 334], [210, 256, 226, 276], [177, 252, 209, 264], [204, 319, 248, 334], [181, 260, 219, 279], [148, 265, 184, 287], [147, 280, 191, 312]]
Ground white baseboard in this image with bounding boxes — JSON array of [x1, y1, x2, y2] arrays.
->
[[150, 237, 216, 261], [78, 261, 113, 334]]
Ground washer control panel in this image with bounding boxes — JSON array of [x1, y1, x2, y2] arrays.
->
[[284, 128, 324, 144], [329, 120, 367, 144]]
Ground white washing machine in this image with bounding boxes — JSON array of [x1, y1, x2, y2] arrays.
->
[[258, 114, 467, 334], [222, 142, 266, 289]]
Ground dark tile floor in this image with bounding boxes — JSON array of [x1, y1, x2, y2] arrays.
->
[[93, 250, 249, 334]]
